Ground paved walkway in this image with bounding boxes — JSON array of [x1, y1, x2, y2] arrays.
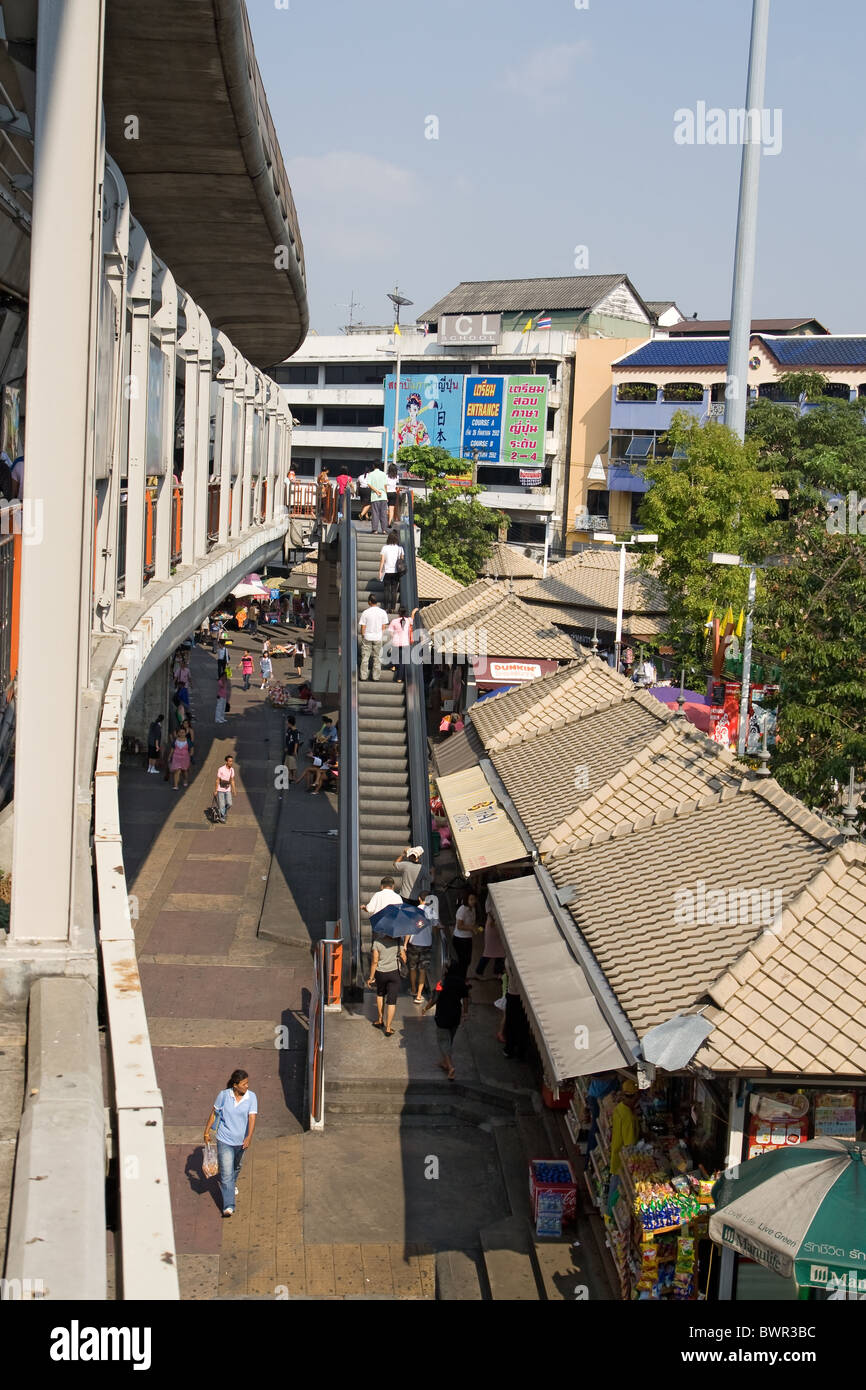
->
[[121, 626, 613, 1301]]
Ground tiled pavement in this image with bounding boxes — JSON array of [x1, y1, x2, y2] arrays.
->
[[121, 633, 435, 1299]]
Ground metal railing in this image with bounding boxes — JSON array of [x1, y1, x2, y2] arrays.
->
[[206, 480, 220, 548], [338, 489, 361, 999], [0, 503, 20, 695], [307, 936, 342, 1130], [288, 479, 317, 518], [398, 490, 432, 885]]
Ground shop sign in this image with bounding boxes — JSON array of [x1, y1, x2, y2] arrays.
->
[[487, 660, 542, 683], [519, 469, 542, 487], [814, 1093, 857, 1139], [438, 312, 501, 345]]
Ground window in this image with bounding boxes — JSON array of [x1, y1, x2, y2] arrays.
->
[[587, 490, 609, 517], [508, 520, 546, 544], [617, 382, 657, 402], [291, 456, 316, 477], [324, 362, 388, 385], [662, 381, 704, 402], [625, 435, 654, 459], [272, 363, 319, 386], [630, 492, 646, 526], [291, 406, 317, 426], [322, 406, 382, 427]]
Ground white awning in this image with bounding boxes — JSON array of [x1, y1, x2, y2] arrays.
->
[[487, 876, 630, 1082], [435, 764, 527, 875]]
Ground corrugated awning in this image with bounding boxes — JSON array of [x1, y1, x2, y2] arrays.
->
[[435, 765, 527, 875], [487, 876, 630, 1082]]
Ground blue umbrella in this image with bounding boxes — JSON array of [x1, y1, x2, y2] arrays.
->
[[369, 903, 427, 938]]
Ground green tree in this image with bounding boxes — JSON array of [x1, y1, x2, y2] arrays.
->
[[745, 394, 866, 811], [397, 444, 505, 585], [634, 412, 776, 681]]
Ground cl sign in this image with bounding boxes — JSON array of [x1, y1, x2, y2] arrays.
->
[[439, 313, 502, 345]]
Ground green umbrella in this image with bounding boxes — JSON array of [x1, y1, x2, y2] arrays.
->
[[710, 1137, 866, 1293]]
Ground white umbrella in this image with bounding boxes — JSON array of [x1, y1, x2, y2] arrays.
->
[[231, 581, 270, 600]]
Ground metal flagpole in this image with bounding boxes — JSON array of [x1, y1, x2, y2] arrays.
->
[[724, 0, 771, 441]]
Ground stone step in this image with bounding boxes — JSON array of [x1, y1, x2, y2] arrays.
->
[[529, 1238, 583, 1301], [435, 1249, 487, 1301], [480, 1218, 543, 1301]]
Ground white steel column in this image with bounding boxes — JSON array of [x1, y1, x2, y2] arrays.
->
[[152, 262, 176, 583], [214, 333, 235, 547], [239, 362, 255, 534], [11, 0, 105, 941], [194, 308, 212, 559], [264, 381, 278, 523], [177, 290, 199, 568], [123, 221, 152, 602], [93, 156, 130, 627]]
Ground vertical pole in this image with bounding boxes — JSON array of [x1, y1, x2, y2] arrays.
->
[[391, 338, 401, 475], [614, 540, 626, 673], [11, 0, 105, 940], [724, 0, 771, 440], [737, 565, 756, 757], [193, 310, 212, 560], [718, 1078, 746, 1300], [542, 515, 550, 578]]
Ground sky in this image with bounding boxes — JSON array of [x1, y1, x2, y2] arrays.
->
[[249, 0, 865, 337]]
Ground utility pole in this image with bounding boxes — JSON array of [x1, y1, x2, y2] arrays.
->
[[724, 0, 771, 440]]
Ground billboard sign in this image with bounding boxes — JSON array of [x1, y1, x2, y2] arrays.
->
[[503, 375, 548, 464], [462, 376, 505, 462], [438, 313, 502, 345], [382, 371, 463, 460]]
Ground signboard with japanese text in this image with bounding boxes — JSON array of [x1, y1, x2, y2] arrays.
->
[[462, 376, 505, 462], [382, 371, 463, 461], [503, 375, 549, 464]]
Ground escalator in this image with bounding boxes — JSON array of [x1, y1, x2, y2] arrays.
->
[[338, 493, 431, 994]]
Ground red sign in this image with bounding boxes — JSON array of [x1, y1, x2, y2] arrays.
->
[[519, 469, 542, 487]]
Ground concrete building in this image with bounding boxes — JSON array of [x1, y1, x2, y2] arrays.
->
[[0, 0, 306, 1301], [568, 326, 848, 543], [272, 274, 656, 559]]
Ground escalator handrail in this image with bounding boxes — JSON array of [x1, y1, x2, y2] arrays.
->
[[339, 491, 361, 994], [399, 491, 433, 891]]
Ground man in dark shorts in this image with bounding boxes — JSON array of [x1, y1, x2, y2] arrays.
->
[[283, 715, 300, 784], [366, 933, 405, 1037], [423, 961, 470, 1080], [406, 888, 435, 1004], [147, 714, 163, 774]]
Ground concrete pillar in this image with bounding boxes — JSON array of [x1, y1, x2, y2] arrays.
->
[[123, 221, 152, 602], [152, 264, 177, 583], [124, 659, 172, 744], [11, 0, 104, 942], [193, 309, 212, 560]]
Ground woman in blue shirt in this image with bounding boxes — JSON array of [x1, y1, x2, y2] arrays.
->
[[204, 1069, 258, 1217]]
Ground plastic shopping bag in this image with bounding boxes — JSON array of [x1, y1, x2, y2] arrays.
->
[[202, 1140, 218, 1179]]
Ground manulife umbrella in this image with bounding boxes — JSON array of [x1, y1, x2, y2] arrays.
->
[[369, 903, 427, 938], [709, 1137, 866, 1292]]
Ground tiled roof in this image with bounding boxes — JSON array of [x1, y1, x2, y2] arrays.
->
[[415, 556, 463, 603], [540, 722, 746, 858], [468, 655, 649, 751], [614, 338, 731, 369], [701, 842, 866, 1076], [420, 274, 637, 320], [548, 785, 838, 1035], [432, 723, 485, 778], [521, 599, 667, 638], [287, 546, 318, 578], [518, 548, 667, 618], [668, 318, 827, 336], [419, 587, 577, 661], [758, 335, 866, 367], [491, 700, 671, 846], [417, 580, 497, 630], [479, 543, 544, 579], [646, 301, 678, 316]]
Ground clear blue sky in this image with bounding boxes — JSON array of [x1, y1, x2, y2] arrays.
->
[[249, 0, 864, 336]]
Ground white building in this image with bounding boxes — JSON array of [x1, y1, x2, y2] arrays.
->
[[272, 274, 657, 554]]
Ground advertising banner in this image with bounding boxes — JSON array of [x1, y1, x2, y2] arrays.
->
[[519, 469, 542, 487], [383, 371, 463, 460], [462, 376, 505, 462], [503, 375, 548, 463]]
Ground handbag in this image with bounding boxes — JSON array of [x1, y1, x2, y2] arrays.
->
[[398, 951, 408, 979], [202, 1139, 218, 1178], [395, 546, 407, 577], [225, 701, 231, 712]]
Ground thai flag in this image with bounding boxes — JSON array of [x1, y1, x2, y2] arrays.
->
[[536, 314, 552, 329]]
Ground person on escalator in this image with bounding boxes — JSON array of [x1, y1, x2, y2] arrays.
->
[[358, 594, 387, 682]]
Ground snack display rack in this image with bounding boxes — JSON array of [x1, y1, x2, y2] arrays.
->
[[618, 1142, 715, 1300]]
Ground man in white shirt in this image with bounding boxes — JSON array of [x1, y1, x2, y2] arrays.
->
[[358, 593, 388, 681], [366, 465, 389, 534], [363, 876, 403, 918]]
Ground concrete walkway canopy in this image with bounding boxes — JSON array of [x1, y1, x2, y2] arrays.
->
[[103, 0, 308, 367]]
